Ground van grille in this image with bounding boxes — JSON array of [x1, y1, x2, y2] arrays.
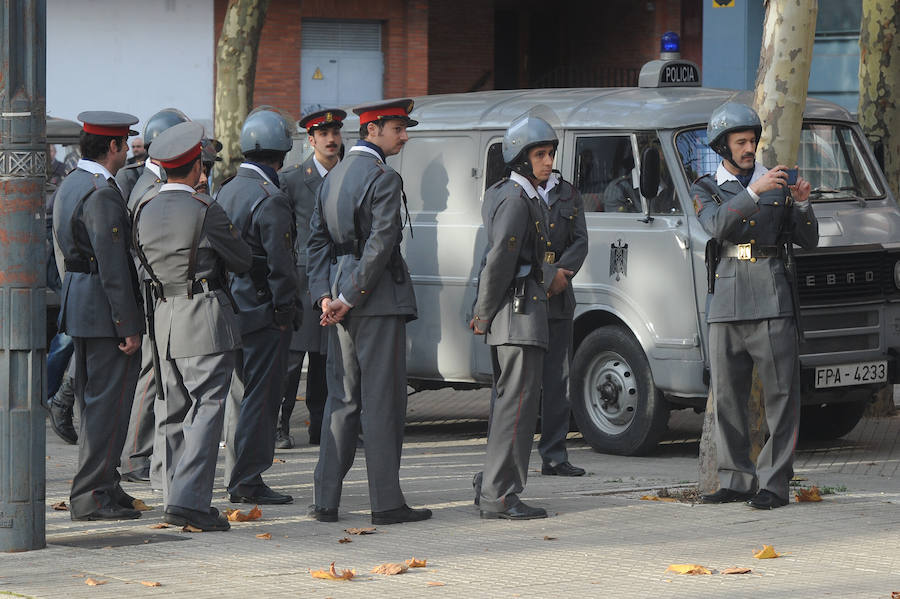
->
[[795, 249, 899, 306]]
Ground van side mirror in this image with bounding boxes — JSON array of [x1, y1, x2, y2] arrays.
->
[[639, 147, 660, 201]]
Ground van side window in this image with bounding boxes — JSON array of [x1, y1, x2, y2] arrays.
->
[[573, 136, 641, 213], [484, 142, 508, 191], [636, 133, 682, 215]]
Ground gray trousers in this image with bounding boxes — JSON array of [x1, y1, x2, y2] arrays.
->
[[479, 344, 543, 512], [161, 352, 233, 512], [225, 326, 292, 493], [538, 318, 573, 466], [709, 318, 801, 500], [120, 334, 157, 475], [69, 337, 141, 517], [314, 315, 407, 512]]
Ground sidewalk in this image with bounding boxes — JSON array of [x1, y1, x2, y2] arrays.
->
[[2, 389, 898, 598]]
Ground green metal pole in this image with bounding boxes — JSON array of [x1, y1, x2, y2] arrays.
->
[[0, 0, 47, 552]]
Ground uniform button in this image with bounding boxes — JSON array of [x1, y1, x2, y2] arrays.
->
[[749, 239, 755, 244], [546, 241, 551, 246], [532, 296, 537, 300], [742, 219, 747, 223], [360, 290, 366, 294], [749, 220, 756, 226], [750, 257, 757, 263], [806, 221, 811, 225], [773, 201, 779, 206], [550, 223, 555, 228], [715, 274, 719, 278]]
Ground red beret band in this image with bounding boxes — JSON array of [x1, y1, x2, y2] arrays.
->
[[358, 107, 409, 125], [159, 144, 202, 169], [82, 123, 131, 136]]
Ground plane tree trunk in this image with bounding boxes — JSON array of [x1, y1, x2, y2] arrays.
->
[[699, 0, 818, 492], [213, 0, 270, 185]]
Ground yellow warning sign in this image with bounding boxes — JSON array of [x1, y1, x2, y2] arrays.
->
[[713, 0, 735, 6], [312, 67, 323, 80]]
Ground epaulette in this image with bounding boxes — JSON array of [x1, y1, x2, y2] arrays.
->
[[218, 175, 236, 189], [488, 177, 509, 191], [693, 173, 722, 205], [122, 160, 144, 170], [191, 192, 212, 206], [89, 172, 107, 190]]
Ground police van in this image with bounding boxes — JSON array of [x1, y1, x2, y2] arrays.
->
[[320, 56, 899, 456]]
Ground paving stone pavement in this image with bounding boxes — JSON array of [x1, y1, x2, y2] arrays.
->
[[2, 387, 899, 598]]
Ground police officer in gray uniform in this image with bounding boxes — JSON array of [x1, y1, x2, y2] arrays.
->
[[116, 108, 190, 203], [134, 122, 251, 531], [218, 107, 299, 505], [306, 99, 431, 525], [537, 167, 588, 477], [694, 102, 817, 510], [53, 111, 144, 520], [276, 108, 345, 448], [470, 115, 559, 520], [120, 109, 190, 485]]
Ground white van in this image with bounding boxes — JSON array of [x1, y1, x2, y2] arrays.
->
[[329, 59, 899, 456]]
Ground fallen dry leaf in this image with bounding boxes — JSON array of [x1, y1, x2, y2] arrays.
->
[[182, 524, 203, 533], [641, 495, 677, 503], [753, 545, 781, 559], [51, 501, 68, 511], [795, 486, 823, 502], [371, 563, 408, 575], [722, 567, 752, 575], [132, 499, 153, 511], [273, 458, 286, 464], [310, 562, 355, 581], [405, 558, 427, 568], [140, 581, 161, 587], [344, 527, 376, 535], [665, 564, 712, 575], [338, 537, 352, 544], [427, 582, 446, 586], [225, 505, 262, 522], [84, 578, 107, 586], [543, 536, 557, 541], [256, 533, 272, 540], [149, 523, 170, 529]]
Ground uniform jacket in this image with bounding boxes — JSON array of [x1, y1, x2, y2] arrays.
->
[[693, 165, 818, 323], [473, 177, 554, 349], [53, 166, 144, 338], [215, 166, 299, 335], [127, 163, 165, 215], [543, 177, 588, 319], [135, 185, 252, 359], [307, 148, 417, 320], [281, 154, 328, 353], [115, 160, 144, 203]]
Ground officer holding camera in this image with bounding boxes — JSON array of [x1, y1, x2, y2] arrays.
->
[[693, 102, 818, 510]]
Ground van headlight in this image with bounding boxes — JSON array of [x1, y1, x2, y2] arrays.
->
[[894, 260, 900, 289]]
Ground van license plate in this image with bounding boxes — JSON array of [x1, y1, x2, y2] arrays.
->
[[814, 361, 887, 388]]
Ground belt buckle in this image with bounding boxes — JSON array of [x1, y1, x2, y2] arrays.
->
[[736, 243, 752, 260], [544, 251, 556, 264]]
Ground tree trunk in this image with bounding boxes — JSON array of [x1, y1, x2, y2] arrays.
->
[[859, 0, 900, 200], [699, 0, 817, 491], [213, 0, 270, 184]]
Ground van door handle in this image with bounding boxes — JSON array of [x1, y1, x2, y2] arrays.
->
[[674, 231, 690, 251]]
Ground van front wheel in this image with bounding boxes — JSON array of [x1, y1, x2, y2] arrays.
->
[[570, 325, 668, 456]]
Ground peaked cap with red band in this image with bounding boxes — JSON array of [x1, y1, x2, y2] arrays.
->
[[148, 122, 205, 169], [353, 99, 418, 128], [299, 108, 347, 132], [77, 110, 139, 137]]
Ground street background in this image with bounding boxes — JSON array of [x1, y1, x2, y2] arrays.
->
[[1, 385, 898, 598]]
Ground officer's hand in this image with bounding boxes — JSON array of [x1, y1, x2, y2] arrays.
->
[[791, 174, 812, 205], [548, 268, 574, 297], [749, 164, 789, 196], [119, 334, 141, 356], [320, 299, 350, 326], [469, 317, 485, 335]]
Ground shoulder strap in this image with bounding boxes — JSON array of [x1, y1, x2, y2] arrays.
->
[[186, 193, 212, 298], [131, 193, 166, 300], [694, 174, 723, 205]]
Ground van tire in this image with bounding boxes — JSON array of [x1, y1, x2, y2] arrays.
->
[[799, 401, 866, 441], [570, 325, 669, 456]]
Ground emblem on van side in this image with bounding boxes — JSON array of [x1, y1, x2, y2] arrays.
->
[[610, 239, 628, 281]]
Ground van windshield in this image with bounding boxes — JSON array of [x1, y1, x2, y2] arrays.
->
[[675, 123, 884, 201]]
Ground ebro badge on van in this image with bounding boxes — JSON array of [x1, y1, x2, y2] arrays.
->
[[328, 33, 899, 456]]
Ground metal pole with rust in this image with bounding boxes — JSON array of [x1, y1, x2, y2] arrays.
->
[[0, 0, 47, 552]]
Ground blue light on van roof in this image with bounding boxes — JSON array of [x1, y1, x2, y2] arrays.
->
[[661, 31, 680, 53]]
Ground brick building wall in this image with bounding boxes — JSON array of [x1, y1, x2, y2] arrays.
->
[[428, 0, 494, 94]]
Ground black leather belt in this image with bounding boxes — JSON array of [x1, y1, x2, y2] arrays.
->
[[333, 240, 361, 258], [160, 278, 224, 298], [721, 244, 784, 261], [64, 257, 98, 274]]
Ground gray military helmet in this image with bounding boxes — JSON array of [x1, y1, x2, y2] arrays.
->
[[240, 108, 294, 153], [144, 108, 190, 148], [501, 115, 558, 165], [706, 102, 762, 157]]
